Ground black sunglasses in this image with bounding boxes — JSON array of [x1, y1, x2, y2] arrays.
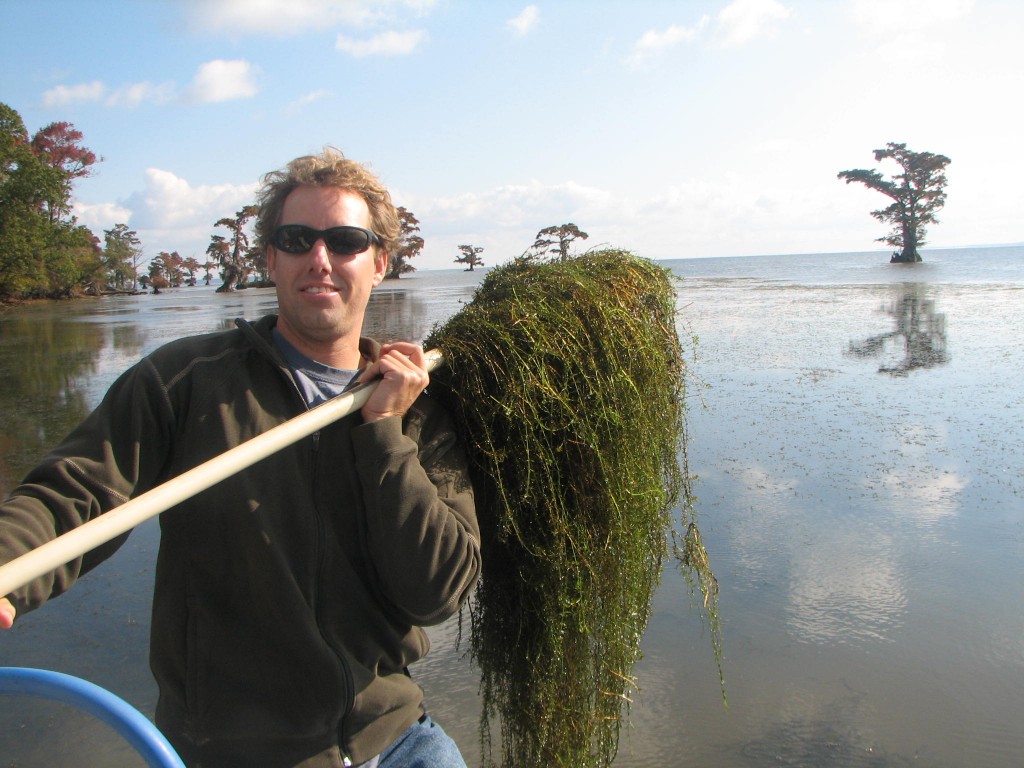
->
[[272, 224, 381, 256]]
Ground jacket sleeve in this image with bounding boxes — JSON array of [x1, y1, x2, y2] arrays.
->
[[0, 357, 173, 615], [350, 397, 480, 626]]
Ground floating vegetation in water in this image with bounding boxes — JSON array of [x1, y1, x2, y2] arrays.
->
[[426, 249, 720, 768]]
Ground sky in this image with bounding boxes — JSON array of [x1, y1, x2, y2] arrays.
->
[[2, 0, 1022, 271]]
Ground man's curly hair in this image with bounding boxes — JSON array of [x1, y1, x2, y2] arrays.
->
[[254, 147, 400, 256]]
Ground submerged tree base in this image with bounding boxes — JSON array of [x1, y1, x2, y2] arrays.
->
[[426, 249, 719, 768], [890, 250, 923, 263]]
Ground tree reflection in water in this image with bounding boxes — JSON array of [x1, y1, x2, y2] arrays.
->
[[846, 283, 949, 375], [0, 313, 102, 494]]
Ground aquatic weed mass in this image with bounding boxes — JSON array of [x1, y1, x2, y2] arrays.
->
[[426, 249, 717, 767]]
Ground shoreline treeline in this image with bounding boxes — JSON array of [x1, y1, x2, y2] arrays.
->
[[1, 103, 111, 300], [1, 102, 206, 301]]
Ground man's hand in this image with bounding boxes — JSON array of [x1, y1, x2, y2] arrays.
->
[[358, 342, 429, 423], [0, 597, 15, 629]]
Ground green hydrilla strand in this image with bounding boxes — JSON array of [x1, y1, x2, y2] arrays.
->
[[427, 249, 719, 768]]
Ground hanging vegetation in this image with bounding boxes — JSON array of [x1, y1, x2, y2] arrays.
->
[[425, 249, 718, 768]]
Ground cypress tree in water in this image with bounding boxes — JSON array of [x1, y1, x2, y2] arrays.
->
[[426, 249, 717, 768]]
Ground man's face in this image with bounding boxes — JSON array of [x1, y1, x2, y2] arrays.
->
[[268, 185, 387, 361]]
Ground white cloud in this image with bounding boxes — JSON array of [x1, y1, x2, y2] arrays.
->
[[285, 89, 334, 112], [400, 179, 629, 268], [625, 0, 791, 65], [184, 60, 260, 103], [107, 81, 177, 107], [186, 0, 438, 36], [844, 0, 975, 68], [71, 200, 134, 232], [507, 5, 540, 37], [398, 170, 879, 269], [336, 29, 426, 57], [125, 168, 257, 229], [41, 80, 106, 107], [848, 0, 974, 32], [114, 168, 259, 258], [626, 19, 708, 67], [713, 0, 792, 48], [380, 181, 570, 267], [40, 66, 257, 110], [417, 179, 613, 232], [41, 79, 179, 108]]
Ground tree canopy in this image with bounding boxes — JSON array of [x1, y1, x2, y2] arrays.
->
[[148, 250, 187, 292], [103, 223, 143, 292], [0, 103, 104, 299], [386, 206, 423, 279], [1, 103, 207, 300], [211, 205, 259, 292], [455, 244, 484, 271], [838, 142, 951, 263], [30, 121, 99, 224], [532, 223, 589, 261]]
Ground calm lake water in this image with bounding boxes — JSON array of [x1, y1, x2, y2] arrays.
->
[[1, 247, 1022, 766]]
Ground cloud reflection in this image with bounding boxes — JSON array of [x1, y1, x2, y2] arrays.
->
[[786, 530, 908, 645]]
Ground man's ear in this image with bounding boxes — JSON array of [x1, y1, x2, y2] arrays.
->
[[373, 248, 387, 286]]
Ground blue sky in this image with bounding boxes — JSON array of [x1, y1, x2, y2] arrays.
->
[[3, 0, 1022, 270]]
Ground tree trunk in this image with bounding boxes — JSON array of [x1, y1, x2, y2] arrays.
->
[[216, 264, 242, 292], [892, 225, 922, 263]]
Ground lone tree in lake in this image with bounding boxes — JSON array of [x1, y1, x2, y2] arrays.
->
[[532, 223, 589, 261], [455, 244, 484, 271], [838, 142, 950, 263], [212, 204, 259, 291]]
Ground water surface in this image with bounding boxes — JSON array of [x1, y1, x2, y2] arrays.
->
[[1, 249, 1022, 766]]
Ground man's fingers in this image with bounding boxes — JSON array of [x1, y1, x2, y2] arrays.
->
[[357, 343, 426, 384], [0, 598, 16, 630], [359, 344, 429, 422], [379, 343, 426, 370]]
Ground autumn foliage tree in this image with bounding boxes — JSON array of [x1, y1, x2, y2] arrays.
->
[[147, 258, 168, 293], [386, 206, 423, 279], [202, 259, 217, 286], [148, 250, 185, 292], [206, 236, 229, 280], [838, 142, 951, 263], [181, 256, 202, 286], [0, 103, 104, 299], [2, 103, 60, 296], [30, 121, 99, 224]]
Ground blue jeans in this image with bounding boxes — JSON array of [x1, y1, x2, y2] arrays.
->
[[361, 715, 467, 768]]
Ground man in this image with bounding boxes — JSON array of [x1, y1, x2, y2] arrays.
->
[[0, 148, 480, 767]]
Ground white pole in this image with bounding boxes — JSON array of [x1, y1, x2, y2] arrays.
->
[[0, 350, 444, 599]]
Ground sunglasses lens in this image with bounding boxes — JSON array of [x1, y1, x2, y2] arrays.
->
[[273, 226, 374, 255], [274, 226, 315, 253], [324, 227, 371, 255]]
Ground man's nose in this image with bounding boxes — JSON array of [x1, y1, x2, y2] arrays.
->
[[308, 238, 332, 269]]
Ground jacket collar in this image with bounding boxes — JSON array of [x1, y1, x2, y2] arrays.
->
[[237, 315, 380, 368]]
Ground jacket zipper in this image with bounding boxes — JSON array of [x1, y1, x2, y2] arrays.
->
[[309, 422, 357, 761], [248, 321, 359, 757], [275, 350, 356, 759]]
